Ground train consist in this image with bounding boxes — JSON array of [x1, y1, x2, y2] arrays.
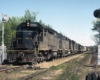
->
[[7, 20, 87, 64]]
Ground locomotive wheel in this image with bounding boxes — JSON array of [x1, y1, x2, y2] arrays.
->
[[37, 58, 43, 63], [37, 58, 41, 63], [46, 53, 52, 61], [38, 53, 44, 63], [40, 58, 43, 62], [57, 53, 62, 58], [42, 55, 46, 61], [52, 52, 57, 59]]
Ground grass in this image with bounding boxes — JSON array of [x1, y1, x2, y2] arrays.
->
[[31, 52, 91, 80], [54, 59, 80, 80], [50, 64, 66, 70], [49, 52, 91, 80], [59, 72, 80, 80]]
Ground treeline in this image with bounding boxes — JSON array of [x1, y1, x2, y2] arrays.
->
[[0, 10, 52, 48]]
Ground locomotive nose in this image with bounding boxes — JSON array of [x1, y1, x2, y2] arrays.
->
[[16, 31, 34, 50]]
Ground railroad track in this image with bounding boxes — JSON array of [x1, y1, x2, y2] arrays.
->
[[0, 65, 7, 70], [0, 64, 42, 73], [19, 68, 48, 80], [85, 51, 98, 80], [0, 65, 27, 73]]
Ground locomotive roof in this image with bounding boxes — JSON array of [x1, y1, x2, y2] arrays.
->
[[16, 22, 43, 30], [16, 21, 81, 46], [38, 22, 70, 40], [16, 21, 57, 34]]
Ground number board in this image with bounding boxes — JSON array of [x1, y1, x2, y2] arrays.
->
[[30, 23, 37, 27]]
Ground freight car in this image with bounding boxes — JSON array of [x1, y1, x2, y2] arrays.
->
[[7, 20, 85, 64]]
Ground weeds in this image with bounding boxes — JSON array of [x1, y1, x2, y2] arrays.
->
[[55, 52, 91, 80]]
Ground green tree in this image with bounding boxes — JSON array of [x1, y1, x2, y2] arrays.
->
[[92, 20, 100, 45], [92, 20, 100, 32], [21, 9, 38, 22], [39, 19, 52, 29], [0, 9, 54, 48], [91, 34, 99, 45], [39, 19, 42, 24], [0, 10, 38, 48], [59, 31, 62, 34], [47, 24, 52, 29]]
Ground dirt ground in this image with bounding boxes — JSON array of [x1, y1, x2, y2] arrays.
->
[[0, 51, 96, 80], [0, 53, 84, 80], [35, 53, 83, 68]]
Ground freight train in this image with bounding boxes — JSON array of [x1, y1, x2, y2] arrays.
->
[[7, 20, 87, 64]]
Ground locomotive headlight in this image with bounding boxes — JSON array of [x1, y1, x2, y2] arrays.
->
[[27, 22, 30, 26], [26, 20, 31, 26]]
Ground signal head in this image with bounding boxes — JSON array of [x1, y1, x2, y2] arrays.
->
[[94, 9, 100, 18]]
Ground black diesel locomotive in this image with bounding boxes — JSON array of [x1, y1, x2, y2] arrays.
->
[[7, 20, 86, 64]]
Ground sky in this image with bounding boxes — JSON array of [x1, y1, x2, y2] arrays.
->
[[0, 0, 99, 46]]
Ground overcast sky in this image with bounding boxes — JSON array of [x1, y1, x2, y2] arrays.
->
[[1, 0, 100, 46]]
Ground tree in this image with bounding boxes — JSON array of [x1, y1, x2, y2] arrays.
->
[[91, 20, 100, 45], [0, 10, 38, 48], [92, 20, 100, 32], [59, 32, 62, 34], [21, 9, 38, 22], [39, 19, 52, 29], [47, 24, 52, 29], [0, 9, 54, 48], [91, 34, 99, 45], [39, 19, 45, 25]]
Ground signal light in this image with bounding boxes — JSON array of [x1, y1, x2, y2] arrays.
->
[[94, 9, 100, 18]]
